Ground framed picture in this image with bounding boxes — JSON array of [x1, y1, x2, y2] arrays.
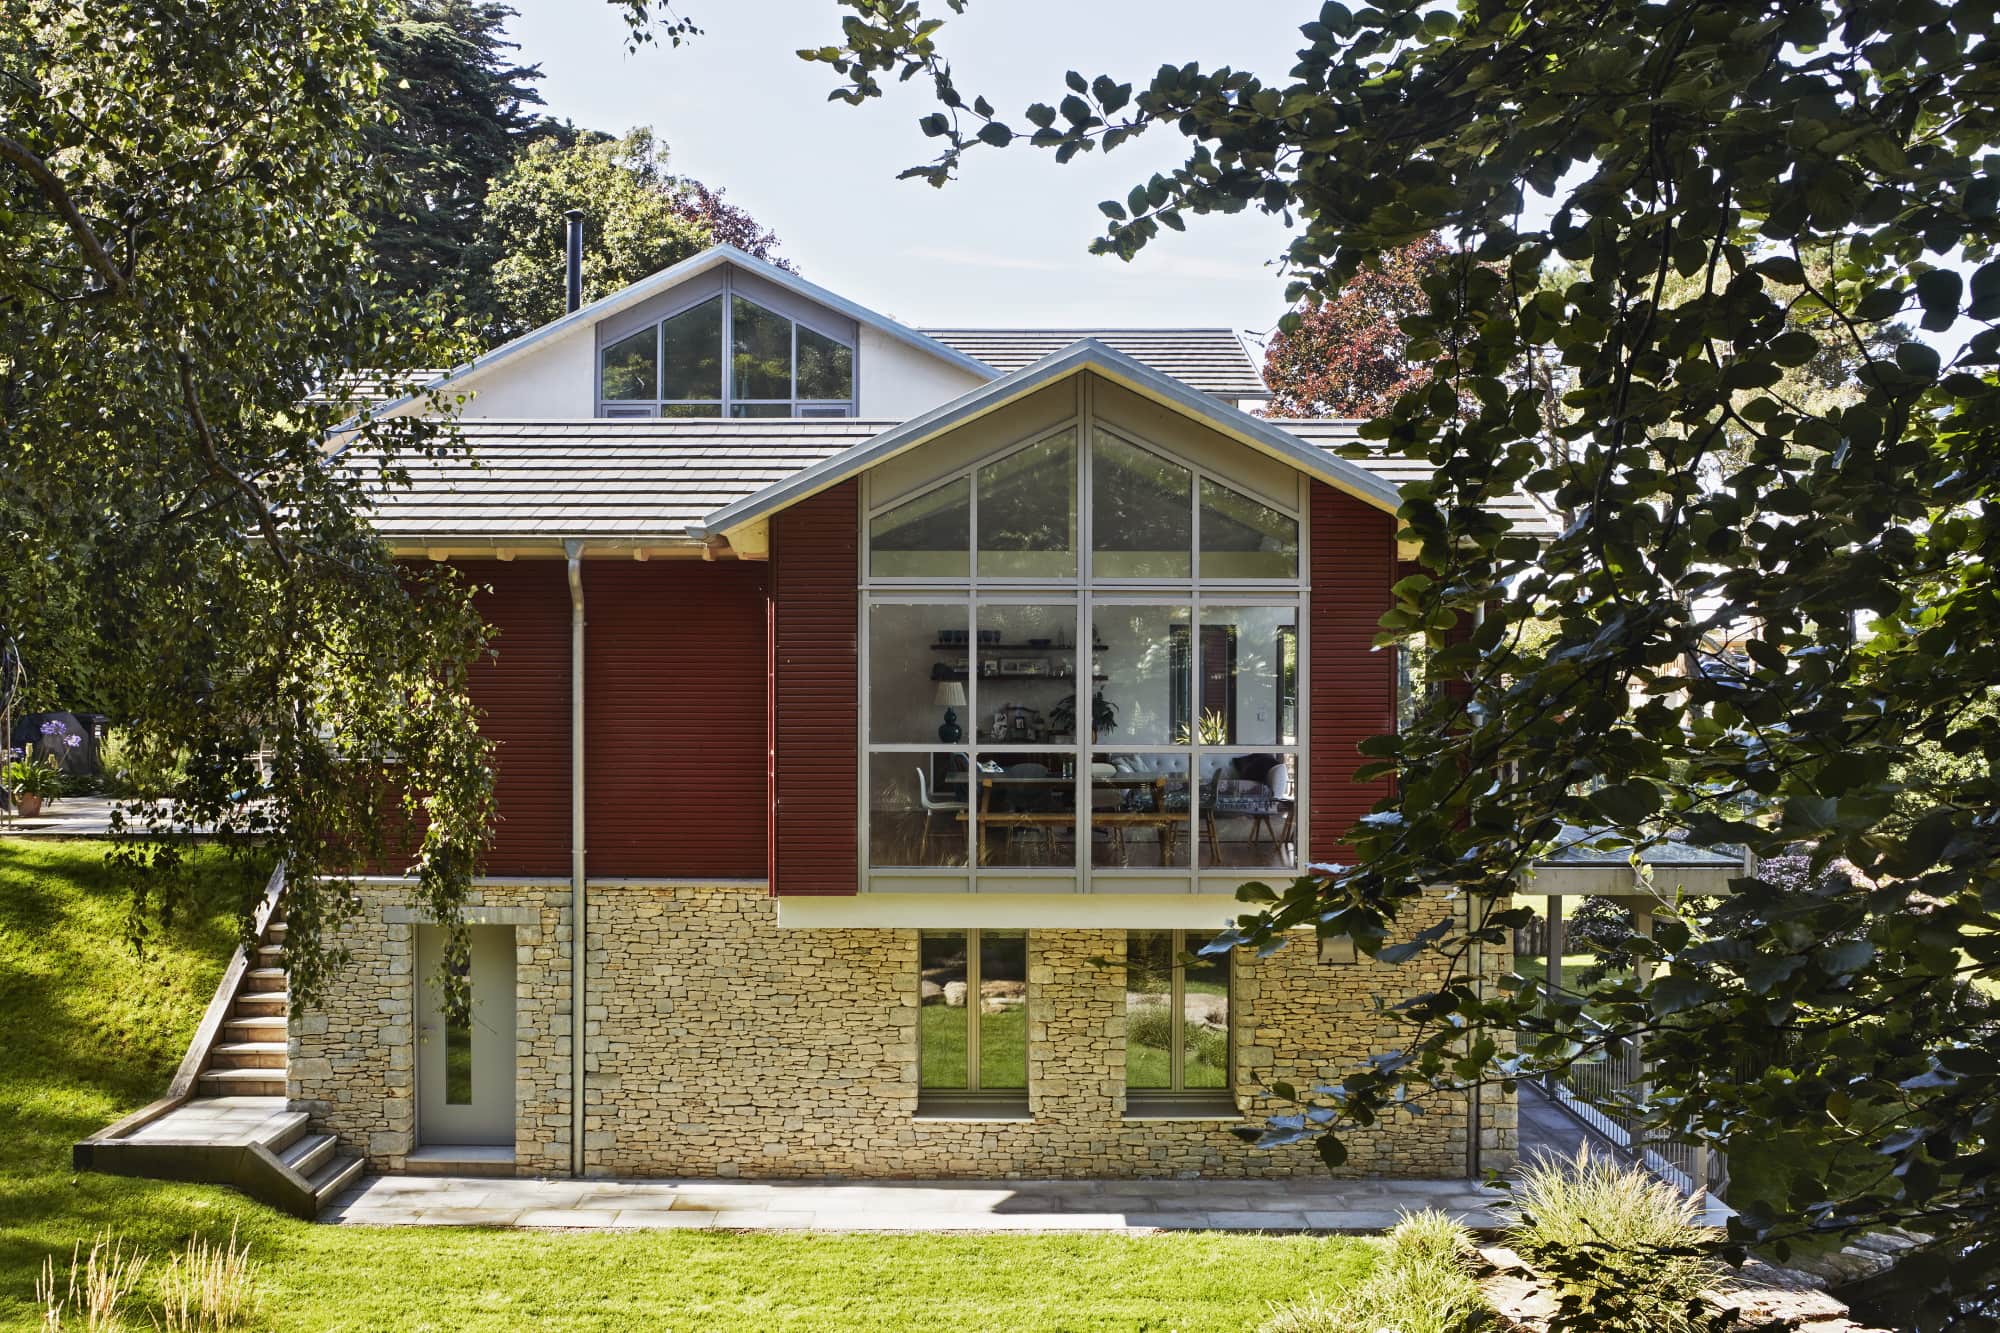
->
[[1000, 657, 1046, 676]]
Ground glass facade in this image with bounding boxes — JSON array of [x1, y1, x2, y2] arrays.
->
[[1126, 929, 1231, 1099], [919, 930, 1029, 1107], [863, 423, 1301, 891]]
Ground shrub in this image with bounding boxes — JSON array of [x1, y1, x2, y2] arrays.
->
[[1261, 1210, 1490, 1333], [1126, 1002, 1175, 1050], [1504, 1147, 1725, 1333]]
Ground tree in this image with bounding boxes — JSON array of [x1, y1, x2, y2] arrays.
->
[[469, 126, 789, 341], [759, 0, 2000, 1320], [1264, 235, 1448, 419], [365, 0, 548, 308], [2, 0, 494, 1011]]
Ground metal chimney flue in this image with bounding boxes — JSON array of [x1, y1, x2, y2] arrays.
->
[[564, 209, 585, 313]]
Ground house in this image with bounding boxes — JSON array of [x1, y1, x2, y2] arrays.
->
[[287, 240, 1562, 1183]]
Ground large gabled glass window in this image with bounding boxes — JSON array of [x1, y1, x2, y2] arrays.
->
[[596, 289, 853, 417], [862, 418, 1304, 894]]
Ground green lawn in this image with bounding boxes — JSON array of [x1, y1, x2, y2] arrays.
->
[[0, 839, 1377, 1331]]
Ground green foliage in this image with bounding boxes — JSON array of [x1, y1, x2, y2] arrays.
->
[[2, 754, 67, 800], [3, 0, 496, 1012], [468, 126, 788, 341], [93, 731, 189, 801], [790, 0, 2000, 1321], [1261, 1210, 1489, 1333], [364, 0, 549, 309], [1506, 1149, 1725, 1333]]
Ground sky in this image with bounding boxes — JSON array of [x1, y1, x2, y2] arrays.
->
[[506, 0, 1314, 338]]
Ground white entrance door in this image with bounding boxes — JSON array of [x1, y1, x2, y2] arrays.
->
[[416, 924, 516, 1146]]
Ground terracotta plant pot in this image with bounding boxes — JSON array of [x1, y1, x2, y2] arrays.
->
[[14, 793, 43, 818]]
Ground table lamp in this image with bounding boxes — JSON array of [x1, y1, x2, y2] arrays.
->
[[935, 681, 967, 743]]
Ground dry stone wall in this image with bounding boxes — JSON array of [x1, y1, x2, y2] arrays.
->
[[294, 880, 1512, 1179]]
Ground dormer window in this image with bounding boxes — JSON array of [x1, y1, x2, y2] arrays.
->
[[598, 292, 854, 419]]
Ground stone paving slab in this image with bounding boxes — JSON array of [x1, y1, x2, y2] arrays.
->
[[325, 1173, 1507, 1232]]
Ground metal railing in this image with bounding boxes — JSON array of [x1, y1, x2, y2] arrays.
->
[[1537, 985, 1728, 1204]]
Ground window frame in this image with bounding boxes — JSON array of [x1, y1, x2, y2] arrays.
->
[[917, 928, 1032, 1118], [594, 275, 855, 418], [858, 378, 1309, 896], [1124, 928, 1237, 1116]]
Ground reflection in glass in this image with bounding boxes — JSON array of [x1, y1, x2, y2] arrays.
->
[[973, 602, 1078, 744], [1199, 753, 1296, 869], [1199, 606, 1299, 746], [973, 751, 1075, 868], [1181, 933, 1230, 1088], [797, 324, 854, 400], [599, 327, 657, 401], [728, 402, 792, 418], [1126, 930, 1173, 1089], [978, 931, 1028, 1089], [1199, 478, 1299, 579], [870, 478, 970, 579], [869, 753, 968, 868], [1088, 753, 1190, 868], [1092, 433, 1192, 578], [661, 297, 723, 399], [978, 432, 1077, 579], [731, 295, 792, 400], [919, 932, 968, 1089], [869, 603, 965, 743], [445, 963, 473, 1105], [1093, 605, 1190, 744]]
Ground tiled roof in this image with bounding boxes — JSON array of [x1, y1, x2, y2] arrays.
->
[[359, 418, 1556, 543], [356, 419, 881, 540], [1278, 421, 1559, 540], [925, 329, 1267, 399]]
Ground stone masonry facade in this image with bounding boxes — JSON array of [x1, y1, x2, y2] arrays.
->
[[293, 881, 1514, 1179]]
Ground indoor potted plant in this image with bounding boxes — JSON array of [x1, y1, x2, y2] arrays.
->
[[1051, 690, 1118, 743]]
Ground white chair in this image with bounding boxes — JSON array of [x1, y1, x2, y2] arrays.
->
[[915, 767, 966, 860]]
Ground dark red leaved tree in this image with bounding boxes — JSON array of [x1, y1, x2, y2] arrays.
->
[[1263, 235, 1448, 418]]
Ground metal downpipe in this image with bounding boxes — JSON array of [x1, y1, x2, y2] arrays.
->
[[565, 540, 587, 1177]]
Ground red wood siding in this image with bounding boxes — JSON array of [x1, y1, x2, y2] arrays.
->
[[769, 482, 860, 895], [583, 561, 769, 878], [1308, 483, 1398, 863], [462, 559, 572, 876]]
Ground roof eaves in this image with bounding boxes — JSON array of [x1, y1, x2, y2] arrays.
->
[[693, 338, 1403, 540]]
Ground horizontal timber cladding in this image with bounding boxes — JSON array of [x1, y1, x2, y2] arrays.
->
[[1309, 482, 1398, 864], [461, 559, 573, 876], [582, 561, 769, 878], [769, 480, 861, 895]]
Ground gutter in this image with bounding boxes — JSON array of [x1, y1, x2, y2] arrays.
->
[[565, 539, 587, 1177]]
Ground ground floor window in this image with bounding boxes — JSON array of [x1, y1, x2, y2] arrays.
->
[[918, 930, 1029, 1115], [1125, 929, 1234, 1116]]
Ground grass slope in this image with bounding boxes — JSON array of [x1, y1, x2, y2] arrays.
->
[[0, 840, 1374, 1331]]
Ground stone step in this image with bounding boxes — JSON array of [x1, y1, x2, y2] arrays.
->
[[197, 1066, 286, 1096], [279, 1131, 337, 1180], [243, 967, 287, 993], [266, 920, 287, 938], [255, 944, 285, 966], [223, 1014, 287, 1042], [233, 991, 287, 1018], [208, 1041, 286, 1070], [258, 1110, 311, 1157], [310, 1154, 366, 1208]]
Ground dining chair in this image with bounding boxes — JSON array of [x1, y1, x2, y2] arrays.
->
[[915, 767, 967, 861]]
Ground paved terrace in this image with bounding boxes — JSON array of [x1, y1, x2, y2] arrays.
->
[[326, 1174, 1507, 1232]]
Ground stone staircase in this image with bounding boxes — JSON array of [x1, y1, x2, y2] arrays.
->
[[198, 914, 291, 1097], [74, 887, 366, 1218]]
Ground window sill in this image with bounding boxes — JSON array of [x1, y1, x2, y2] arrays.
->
[[915, 1095, 1032, 1122], [1122, 1094, 1241, 1121]]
